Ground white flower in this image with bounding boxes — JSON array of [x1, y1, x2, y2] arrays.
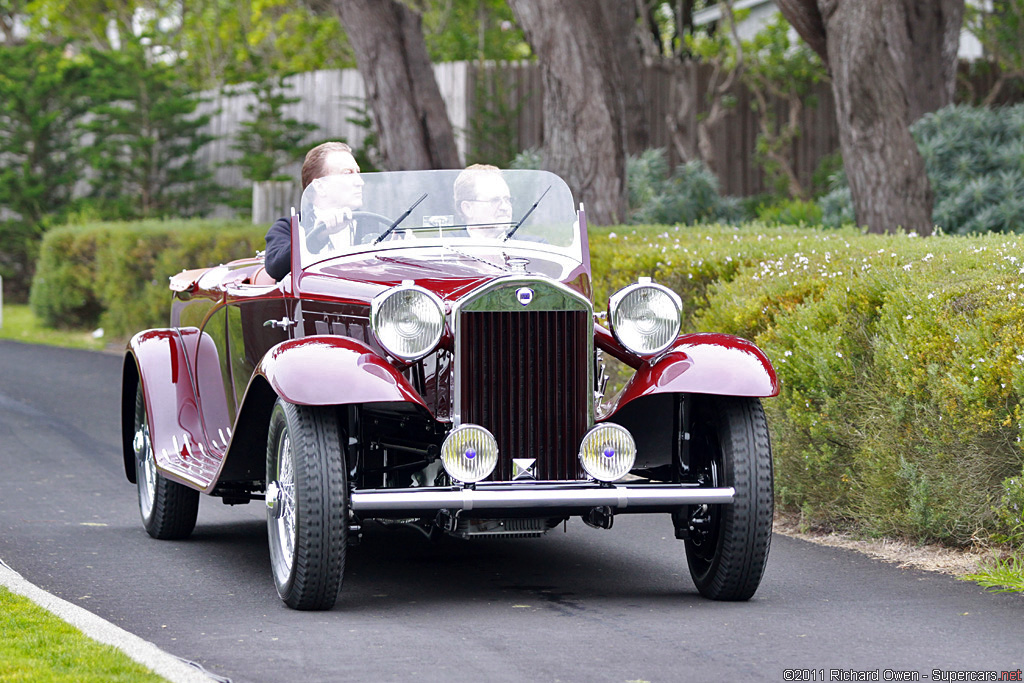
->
[[608, 232, 617, 239], [784, 350, 793, 357], [836, 352, 843, 358]]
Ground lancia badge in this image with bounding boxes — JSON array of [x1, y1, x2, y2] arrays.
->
[[516, 287, 534, 306]]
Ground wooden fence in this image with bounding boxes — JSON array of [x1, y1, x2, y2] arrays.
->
[[466, 60, 840, 198], [221, 59, 1018, 220]]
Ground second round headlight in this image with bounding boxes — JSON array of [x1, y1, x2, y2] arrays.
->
[[608, 278, 681, 357], [371, 284, 445, 361]]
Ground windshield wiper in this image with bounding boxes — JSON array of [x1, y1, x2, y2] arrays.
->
[[374, 193, 427, 244], [503, 185, 551, 241]]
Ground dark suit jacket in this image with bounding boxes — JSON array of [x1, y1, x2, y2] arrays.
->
[[264, 213, 345, 281], [264, 216, 292, 281]]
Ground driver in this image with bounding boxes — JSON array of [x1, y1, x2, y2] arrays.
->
[[264, 141, 363, 281], [453, 164, 513, 239]]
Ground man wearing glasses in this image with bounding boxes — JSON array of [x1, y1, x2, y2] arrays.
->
[[453, 163, 514, 239], [263, 141, 363, 280]]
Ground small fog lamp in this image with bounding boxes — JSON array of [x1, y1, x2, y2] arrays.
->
[[579, 423, 636, 482], [441, 424, 499, 483]]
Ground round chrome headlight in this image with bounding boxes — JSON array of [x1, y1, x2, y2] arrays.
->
[[441, 424, 499, 483], [579, 423, 636, 482], [608, 278, 681, 357], [371, 284, 445, 361]]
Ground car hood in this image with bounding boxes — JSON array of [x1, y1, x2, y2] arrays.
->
[[296, 245, 591, 304]]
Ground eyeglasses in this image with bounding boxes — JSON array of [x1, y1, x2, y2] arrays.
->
[[467, 195, 512, 208]]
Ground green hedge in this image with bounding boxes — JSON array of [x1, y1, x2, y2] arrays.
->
[[30, 219, 265, 337], [592, 224, 1024, 545], [31, 219, 1024, 547]]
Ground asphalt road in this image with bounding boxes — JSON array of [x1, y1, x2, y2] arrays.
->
[[1, 339, 1022, 683]]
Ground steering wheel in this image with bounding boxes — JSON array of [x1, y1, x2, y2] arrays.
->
[[304, 211, 394, 251], [350, 211, 398, 244]]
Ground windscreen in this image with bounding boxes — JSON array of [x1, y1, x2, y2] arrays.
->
[[296, 169, 581, 271]]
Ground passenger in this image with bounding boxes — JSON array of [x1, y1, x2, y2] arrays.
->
[[264, 142, 363, 281], [453, 164, 514, 239]]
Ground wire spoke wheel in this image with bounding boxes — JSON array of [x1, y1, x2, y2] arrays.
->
[[684, 396, 773, 601], [133, 384, 199, 540], [266, 399, 348, 610]]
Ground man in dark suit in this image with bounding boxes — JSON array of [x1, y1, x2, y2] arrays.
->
[[264, 141, 363, 280]]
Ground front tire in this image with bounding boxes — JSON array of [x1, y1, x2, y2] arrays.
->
[[133, 384, 199, 540], [266, 399, 348, 610], [684, 395, 773, 601]]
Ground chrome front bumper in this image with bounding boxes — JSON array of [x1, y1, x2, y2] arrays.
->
[[350, 482, 734, 514]]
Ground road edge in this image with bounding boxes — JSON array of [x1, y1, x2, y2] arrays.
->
[[0, 557, 219, 683]]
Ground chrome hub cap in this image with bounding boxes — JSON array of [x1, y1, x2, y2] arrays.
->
[[135, 420, 156, 518]]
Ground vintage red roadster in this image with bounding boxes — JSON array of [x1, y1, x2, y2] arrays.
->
[[121, 168, 777, 610]]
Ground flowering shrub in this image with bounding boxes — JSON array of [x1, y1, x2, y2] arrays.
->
[[591, 224, 1024, 545]]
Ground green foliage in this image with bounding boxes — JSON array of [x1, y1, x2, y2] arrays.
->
[[421, 0, 529, 62], [223, 75, 318, 209], [964, 0, 1024, 104], [30, 219, 264, 337], [228, 76, 317, 183], [0, 41, 94, 225], [0, 220, 44, 303], [740, 14, 826, 198], [465, 66, 530, 166], [821, 105, 1024, 234], [591, 223, 1024, 545], [626, 149, 743, 226], [961, 556, 1024, 593], [509, 148, 543, 170], [993, 470, 1024, 546], [754, 198, 823, 226], [78, 47, 221, 220]]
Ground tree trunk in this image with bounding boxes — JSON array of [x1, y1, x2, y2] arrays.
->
[[331, 0, 460, 170], [600, 0, 650, 154], [777, 0, 959, 235], [825, 1, 933, 234], [507, 0, 641, 225], [901, 0, 964, 122]]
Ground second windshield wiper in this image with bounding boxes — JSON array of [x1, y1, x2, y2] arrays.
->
[[503, 185, 551, 241], [374, 193, 427, 244]]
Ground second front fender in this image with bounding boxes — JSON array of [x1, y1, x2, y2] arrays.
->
[[604, 333, 778, 419], [255, 336, 429, 410]]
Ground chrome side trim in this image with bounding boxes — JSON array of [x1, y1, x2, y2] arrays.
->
[[350, 484, 734, 513]]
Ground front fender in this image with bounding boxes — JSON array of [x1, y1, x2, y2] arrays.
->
[[122, 327, 229, 489], [605, 333, 778, 419], [254, 336, 429, 410]]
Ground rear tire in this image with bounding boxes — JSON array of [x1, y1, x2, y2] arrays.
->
[[133, 384, 199, 540], [684, 396, 773, 600], [266, 399, 348, 610]]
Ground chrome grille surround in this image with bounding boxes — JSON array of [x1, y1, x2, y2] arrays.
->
[[452, 276, 594, 482]]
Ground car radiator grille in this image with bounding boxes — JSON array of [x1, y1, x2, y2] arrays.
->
[[459, 309, 589, 480]]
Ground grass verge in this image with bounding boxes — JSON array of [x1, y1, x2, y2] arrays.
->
[[0, 587, 168, 682], [0, 304, 108, 351], [961, 557, 1024, 593]]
